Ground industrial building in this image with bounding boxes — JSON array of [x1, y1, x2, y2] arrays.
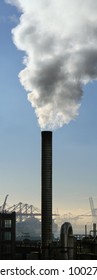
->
[[0, 211, 97, 259], [0, 131, 97, 260], [0, 212, 16, 259], [14, 222, 97, 260]]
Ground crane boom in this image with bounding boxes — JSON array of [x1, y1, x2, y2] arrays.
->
[[2, 194, 9, 212], [89, 197, 96, 216]]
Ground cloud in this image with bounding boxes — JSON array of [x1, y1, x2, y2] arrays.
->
[[6, 0, 97, 129], [5, 0, 21, 9]]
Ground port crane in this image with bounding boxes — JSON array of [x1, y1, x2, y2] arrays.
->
[[89, 197, 97, 216], [0, 194, 9, 213]]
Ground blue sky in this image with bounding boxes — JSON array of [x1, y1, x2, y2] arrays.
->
[[0, 0, 97, 220]]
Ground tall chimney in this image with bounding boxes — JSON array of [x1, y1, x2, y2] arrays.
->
[[41, 131, 52, 259]]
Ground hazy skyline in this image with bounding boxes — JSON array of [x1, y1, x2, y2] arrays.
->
[[0, 1, 97, 222]]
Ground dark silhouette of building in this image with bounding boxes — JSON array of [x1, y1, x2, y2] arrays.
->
[[0, 212, 16, 259]]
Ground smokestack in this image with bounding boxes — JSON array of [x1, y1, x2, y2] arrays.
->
[[41, 131, 52, 258], [93, 223, 96, 238]]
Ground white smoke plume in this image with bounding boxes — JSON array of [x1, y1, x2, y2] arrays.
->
[[6, 0, 97, 129]]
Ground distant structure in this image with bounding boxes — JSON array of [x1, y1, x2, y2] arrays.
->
[[0, 194, 9, 213], [0, 200, 40, 222], [89, 197, 97, 217], [7, 202, 40, 223]]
